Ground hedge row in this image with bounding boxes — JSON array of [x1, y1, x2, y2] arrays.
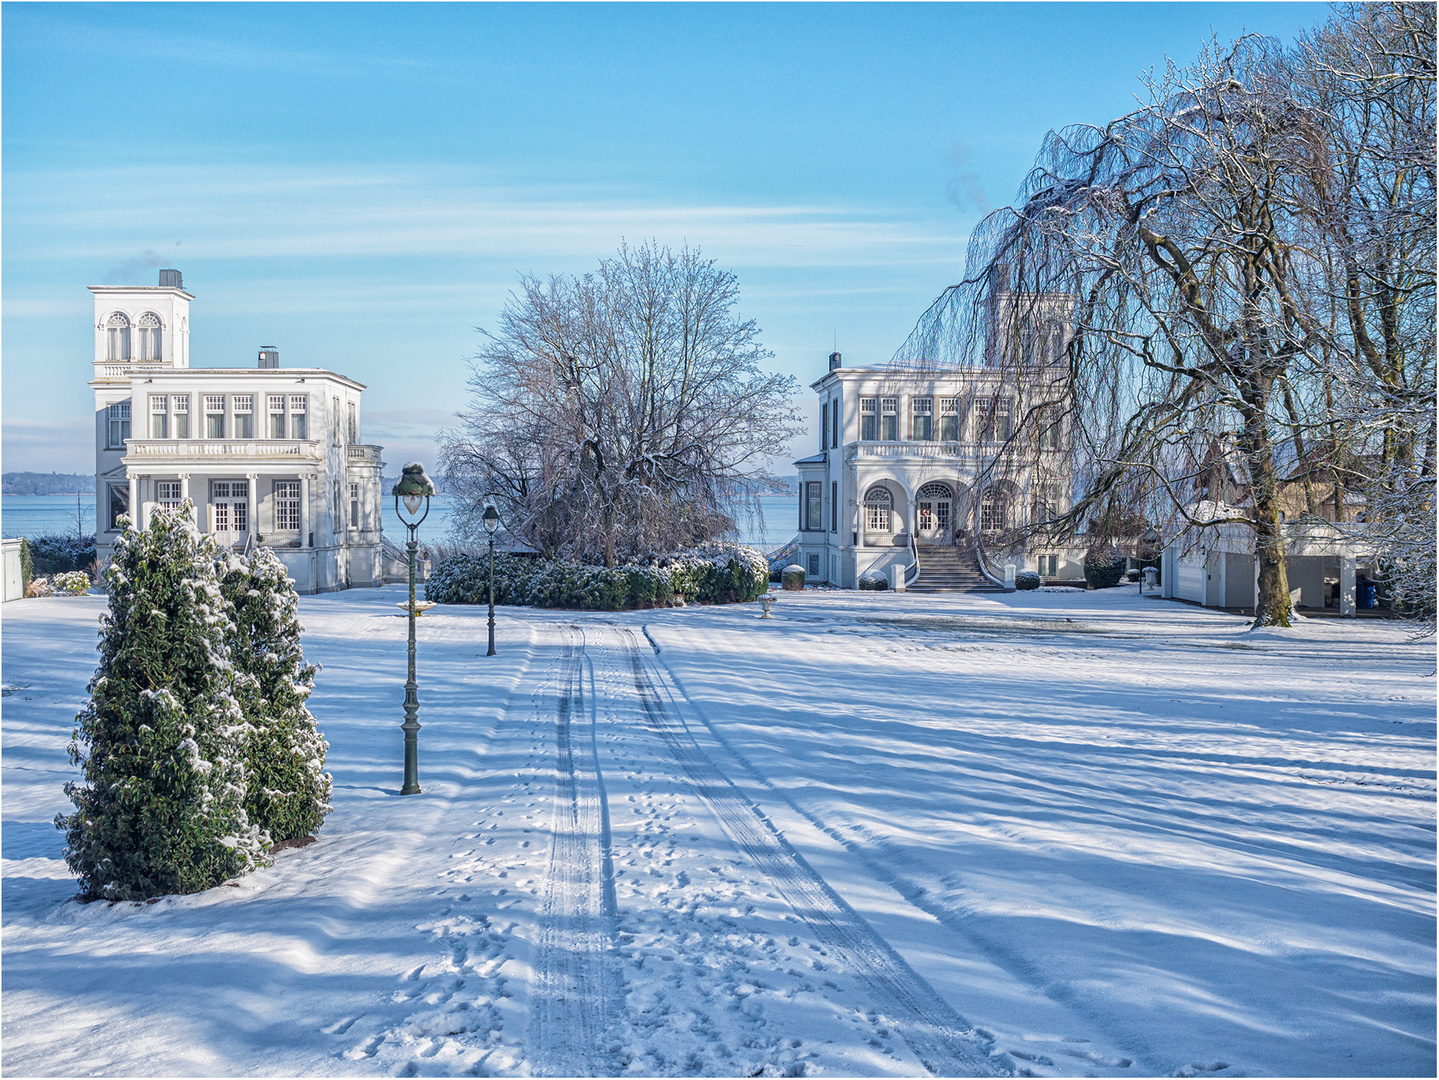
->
[[425, 545, 770, 611]]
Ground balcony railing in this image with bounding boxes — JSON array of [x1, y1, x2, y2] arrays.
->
[[849, 441, 979, 460], [123, 439, 323, 461], [346, 444, 383, 461], [92, 361, 169, 382]]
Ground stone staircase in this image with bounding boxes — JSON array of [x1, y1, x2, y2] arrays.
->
[[908, 543, 1004, 593]]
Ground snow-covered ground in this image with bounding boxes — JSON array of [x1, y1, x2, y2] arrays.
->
[[2, 585, 1433, 1077]]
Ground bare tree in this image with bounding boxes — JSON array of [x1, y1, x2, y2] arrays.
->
[[441, 242, 801, 564]]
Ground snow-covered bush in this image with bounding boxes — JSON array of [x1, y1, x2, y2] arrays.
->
[[425, 545, 769, 610], [55, 504, 267, 901], [858, 570, 888, 591], [218, 546, 332, 844], [25, 576, 54, 598], [1083, 548, 1127, 590], [53, 570, 92, 595], [28, 533, 97, 575], [781, 564, 806, 591], [1014, 569, 1041, 590]]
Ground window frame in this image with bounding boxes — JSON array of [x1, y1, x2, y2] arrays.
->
[[149, 394, 168, 440], [107, 401, 132, 448], [273, 480, 301, 532], [879, 397, 899, 442], [911, 397, 933, 441], [864, 488, 893, 533], [106, 313, 131, 362], [106, 483, 130, 531], [203, 394, 226, 439], [805, 481, 823, 531], [860, 397, 878, 441], [267, 394, 287, 439], [288, 395, 308, 440], [135, 312, 162, 362], [231, 395, 254, 439]]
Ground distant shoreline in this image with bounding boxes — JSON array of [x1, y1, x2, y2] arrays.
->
[[3, 472, 93, 496]]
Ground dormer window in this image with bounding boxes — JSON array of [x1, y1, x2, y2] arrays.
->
[[106, 313, 130, 361], [136, 313, 162, 362]]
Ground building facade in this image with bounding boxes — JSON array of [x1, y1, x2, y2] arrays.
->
[[794, 352, 1083, 590], [89, 271, 387, 593]]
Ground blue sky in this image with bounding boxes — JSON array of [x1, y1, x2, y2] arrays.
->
[[2, 1, 1329, 475]]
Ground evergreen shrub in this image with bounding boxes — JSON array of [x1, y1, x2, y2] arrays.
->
[[56, 505, 332, 901], [858, 571, 888, 590], [56, 505, 267, 901], [19, 538, 33, 592], [425, 545, 769, 611], [218, 546, 333, 844], [28, 533, 97, 575], [781, 564, 806, 591], [1083, 548, 1127, 589], [1015, 569, 1041, 590]]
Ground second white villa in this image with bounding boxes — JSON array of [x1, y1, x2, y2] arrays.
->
[[88, 269, 394, 593], [795, 350, 1083, 591]]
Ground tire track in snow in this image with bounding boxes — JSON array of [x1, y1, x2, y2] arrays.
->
[[609, 624, 1004, 1078], [531, 624, 618, 1076]]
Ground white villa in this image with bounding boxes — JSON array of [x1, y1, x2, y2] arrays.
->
[[89, 270, 388, 593], [795, 351, 1083, 591]]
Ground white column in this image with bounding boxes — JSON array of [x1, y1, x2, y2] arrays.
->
[[300, 474, 311, 547], [247, 474, 258, 540], [128, 474, 140, 530], [1339, 555, 1356, 617], [178, 473, 193, 527]]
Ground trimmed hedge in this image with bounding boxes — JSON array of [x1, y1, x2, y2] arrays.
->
[[1014, 569, 1041, 591], [28, 533, 96, 576], [1083, 548, 1127, 589], [425, 545, 770, 611]]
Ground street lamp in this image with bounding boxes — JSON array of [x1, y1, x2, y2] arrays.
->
[[482, 503, 500, 656], [392, 462, 435, 796]]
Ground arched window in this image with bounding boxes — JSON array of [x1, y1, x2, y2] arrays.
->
[[918, 481, 953, 499], [980, 489, 1008, 532], [106, 313, 130, 361], [136, 312, 162, 362], [864, 487, 893, 532]]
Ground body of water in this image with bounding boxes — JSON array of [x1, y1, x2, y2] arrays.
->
[[2, 492, 799, 550], [2, 494, 96, 539]]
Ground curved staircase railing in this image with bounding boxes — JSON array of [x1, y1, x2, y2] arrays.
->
[[904, 532, 921, 588]]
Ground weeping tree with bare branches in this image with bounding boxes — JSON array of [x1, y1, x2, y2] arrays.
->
[[1290, 3, 1436, 625], [895, 25, 1432, 628], [441, 242, 801, 565]]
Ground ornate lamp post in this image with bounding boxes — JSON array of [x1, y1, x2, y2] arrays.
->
[[392, 462, 434, 796], [483, 503, 500, 656]]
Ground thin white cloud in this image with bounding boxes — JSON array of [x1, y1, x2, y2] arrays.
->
[[7, 163, 968, 273]]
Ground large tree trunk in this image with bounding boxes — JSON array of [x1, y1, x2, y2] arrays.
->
[[1239, 406, 1293, 628]]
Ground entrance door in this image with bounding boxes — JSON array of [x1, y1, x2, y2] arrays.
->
[[917, 499, 951, 542], [210, 481, 249, 546]]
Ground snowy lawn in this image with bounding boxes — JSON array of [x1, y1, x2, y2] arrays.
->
[[2, 584, 1433, 1077]]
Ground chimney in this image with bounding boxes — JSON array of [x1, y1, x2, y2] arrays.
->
[[829, 351, 842, 372], [258, 346, 279, 369], [158, 268, 183, 289]]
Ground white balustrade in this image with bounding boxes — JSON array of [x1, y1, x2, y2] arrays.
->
[[851, 442, 976, 460], [125, 439, 320, 460]]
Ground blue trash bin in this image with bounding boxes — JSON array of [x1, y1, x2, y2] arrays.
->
[[1357, 580, 1377, 609]]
